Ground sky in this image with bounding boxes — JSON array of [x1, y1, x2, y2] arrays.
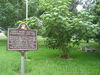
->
[[76, 5, 83, 12]]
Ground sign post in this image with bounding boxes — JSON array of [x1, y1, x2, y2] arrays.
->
[[8, 23, 37, 75], [20, 51, 25, 75]]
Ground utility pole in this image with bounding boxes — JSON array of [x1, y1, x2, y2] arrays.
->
[[26, 0, 28, 20]]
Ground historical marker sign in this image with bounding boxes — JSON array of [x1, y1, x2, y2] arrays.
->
[[8, 23, 37, 50]]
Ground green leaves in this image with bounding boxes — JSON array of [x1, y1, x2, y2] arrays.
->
[[15, 16, 42, 35], [40, 0, 76, 57]]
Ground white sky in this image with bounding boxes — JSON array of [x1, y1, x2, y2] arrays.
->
[[76, 5, 83, 12]]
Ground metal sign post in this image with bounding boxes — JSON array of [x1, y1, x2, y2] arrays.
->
[[20, 51, 25, 75]]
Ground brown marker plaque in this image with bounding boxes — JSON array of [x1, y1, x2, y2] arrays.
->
[[8, 23, 37, 50]]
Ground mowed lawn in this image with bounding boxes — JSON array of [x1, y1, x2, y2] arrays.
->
[[0, 36, 100, 75]]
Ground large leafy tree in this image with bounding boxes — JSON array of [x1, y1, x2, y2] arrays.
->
[[40, 0, 99, 58], [40, 0, 84, 58]]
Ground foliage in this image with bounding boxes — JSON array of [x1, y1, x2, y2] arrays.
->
[[0, 0, 42, 29], [40, 0, 81, 57], [71, 0, 99, 43], [92, 1, 100, 43], [16, 16, 42, 35], [76, 10, 98, 43], [0, 0, 27, 29], [40, 0, 100, 57]]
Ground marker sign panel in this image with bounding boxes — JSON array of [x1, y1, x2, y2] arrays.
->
[[8, 24, 37, 50]]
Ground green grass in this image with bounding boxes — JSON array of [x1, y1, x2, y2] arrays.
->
[[0, 36, 100, 75]]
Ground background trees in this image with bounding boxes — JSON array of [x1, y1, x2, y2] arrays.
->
[[0, 0, 41, 29], [0, 0, 23, 29], [92, 1, 100, 43]]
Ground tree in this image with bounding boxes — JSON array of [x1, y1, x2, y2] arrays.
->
[[40, 0, 100, 58], [40, 0, 83, 58]]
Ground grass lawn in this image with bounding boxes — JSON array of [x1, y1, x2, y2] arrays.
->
[[0, 36, 100, 75]]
